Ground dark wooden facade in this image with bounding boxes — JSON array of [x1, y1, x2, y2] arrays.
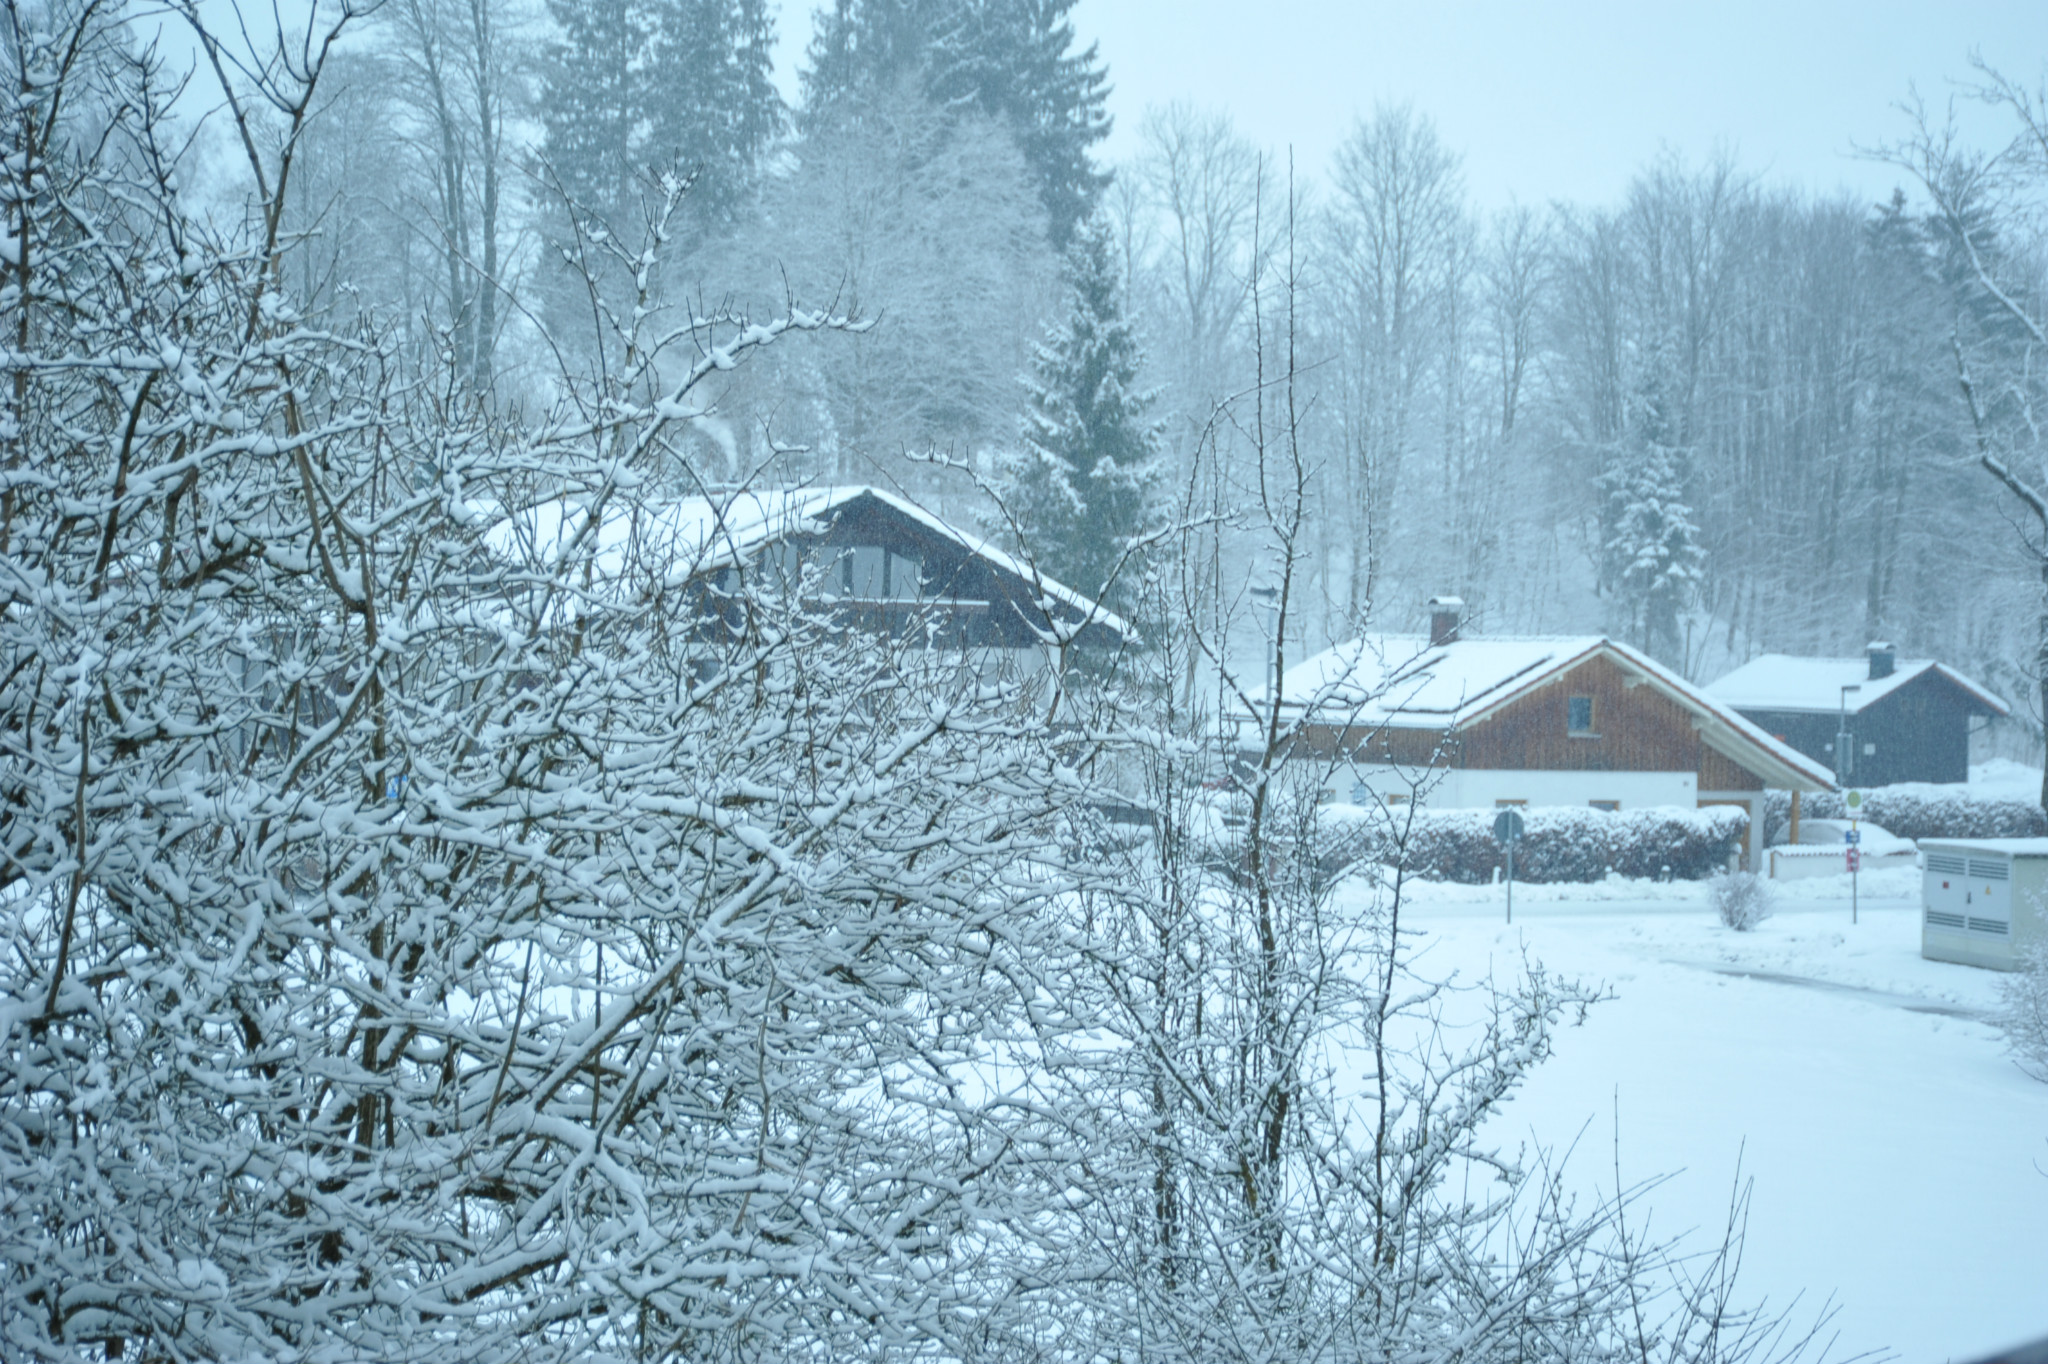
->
[[694, 492, 1126, 651], [1732, 669, 1991, 786]]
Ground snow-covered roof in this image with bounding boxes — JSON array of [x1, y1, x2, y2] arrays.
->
[[493, 484, 1131, 640], [1918, 837, 2048, 857], [1255, 633, 1836, 791], [1702, 654, 2009, 718]]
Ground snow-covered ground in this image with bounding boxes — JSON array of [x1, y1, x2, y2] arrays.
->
[[1919, 758, 2042, 804], [1344, 868, 2048, 1363]]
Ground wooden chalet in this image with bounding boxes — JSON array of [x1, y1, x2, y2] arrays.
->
[[1257, 600, 1836, 871], [499, 484, 1131, 655], [1702, 644, 2009, 787]]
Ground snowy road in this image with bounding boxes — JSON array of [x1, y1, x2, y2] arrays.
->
[[1342, 873, 2048, 1363]]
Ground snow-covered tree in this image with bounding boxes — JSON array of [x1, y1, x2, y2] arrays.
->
[[541, 0, 780, 229], [644, 0, 781, 223], [1598, 369, 1705, 662], [540, 0, 641, 221], [1064, 217, 1813, 1363], [740, 85, 1055, 482], [999, 216, 1161, 608], [0, 10, 1111, 1359], [800, 0, 1110, 246]]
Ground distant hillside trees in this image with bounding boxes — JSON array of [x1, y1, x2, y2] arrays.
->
[[800, 0, 1111, 246], [541, 0, 780, 228]]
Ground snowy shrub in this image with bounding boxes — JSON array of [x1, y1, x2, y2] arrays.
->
[[1323, 804, 1748, 884], [1765, 787, 2048, 845], [1710, 871, 1775, 931], [1995, 944, 2048, 1082], [0, 21, 1109, 1358]]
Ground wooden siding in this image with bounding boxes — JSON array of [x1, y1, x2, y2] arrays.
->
[[690, 494, 1124, 650], [1699, 745, 1765, 791], [1731, 669, 1991, 786], [1456, 654, 1700, 772], [1292, 651, 1787, 790], [1302, 647, 1785, 786]]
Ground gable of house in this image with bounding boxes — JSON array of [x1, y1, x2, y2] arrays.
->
[[1706, 654, 2007, 786], [501, 485, 1130, 651], [1456, 653, 1704, 773], [1281, 643, 1811, 790]]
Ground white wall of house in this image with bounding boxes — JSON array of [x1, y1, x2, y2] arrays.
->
[[1339, 765, 1698, 812]]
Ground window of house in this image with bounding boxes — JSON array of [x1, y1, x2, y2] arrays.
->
[[1495, 798, 1527, 808], [1568, 695, 1595, 734], [1589, 799, 1620, 812]]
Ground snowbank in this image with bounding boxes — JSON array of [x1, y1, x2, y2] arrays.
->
[[1766, 761, 2048, 844]]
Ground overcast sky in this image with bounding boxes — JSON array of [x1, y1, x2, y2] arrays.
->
[[1078, 0, 2048, 208], [783, 2, 2048, 212]]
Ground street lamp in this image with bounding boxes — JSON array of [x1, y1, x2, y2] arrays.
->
[[1836, 683, 1861, 783]]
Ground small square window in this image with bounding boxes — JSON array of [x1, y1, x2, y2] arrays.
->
[[1568, 695, 1595, 734]]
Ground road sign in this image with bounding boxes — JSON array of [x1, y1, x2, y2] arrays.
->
[[1846, 848, 1861, 874], [1492, 809, 1524, 925], [1845, 789, 1864, 813], [1843, 829, 1861, 845]]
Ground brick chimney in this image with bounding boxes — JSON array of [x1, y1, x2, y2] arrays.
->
[[1428, 595, 1464, 648], [1867, 641, 1895, 681]]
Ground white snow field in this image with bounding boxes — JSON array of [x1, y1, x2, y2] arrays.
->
[[1343, 868, 2048, 1364]]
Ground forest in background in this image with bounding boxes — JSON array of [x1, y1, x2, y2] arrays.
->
[[220, 0, 2048, 739]]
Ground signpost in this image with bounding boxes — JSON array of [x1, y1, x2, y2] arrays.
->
[[1845, 789, 1863, 924], [1493, 808, 1525, 924]]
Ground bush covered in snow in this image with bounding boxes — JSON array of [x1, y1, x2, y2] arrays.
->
[[1324, 804, 1748, 884], [1995, 944, 2048, 1082], [1709, 871, 1775, 930], [1765, 785, 2046, 846]]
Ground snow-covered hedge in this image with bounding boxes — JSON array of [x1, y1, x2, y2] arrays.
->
[[1764, 787, 2048, 844], [1324, 803, 1749, 884]]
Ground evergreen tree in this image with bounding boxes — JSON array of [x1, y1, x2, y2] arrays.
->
[[799, 0, 937, 119], [1597, 369, 1704, 662], [1001, 218, 1161, 606], [937, 0, 1110, 249], [800, 0, 1110, 246], [646, 0, 782, 222], [540, 0, 643, 222], [542, 0, 782, 228]]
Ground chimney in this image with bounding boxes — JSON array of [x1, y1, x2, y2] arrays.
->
[[1428, 595, 1464, 648], [1867, 641, 1895, 681]]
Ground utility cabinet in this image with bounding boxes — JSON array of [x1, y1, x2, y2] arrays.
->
[[1920, 838, 2048, 971]]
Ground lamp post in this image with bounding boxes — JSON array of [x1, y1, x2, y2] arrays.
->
[[1836, 684, 1861, 784], [1839, 683, 1863, 924]]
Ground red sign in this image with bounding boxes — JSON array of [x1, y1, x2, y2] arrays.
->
[[1845, 848, 1861, 873]]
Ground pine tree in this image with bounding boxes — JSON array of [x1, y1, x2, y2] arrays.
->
[[1001, 217, 1160, 606], [1597, 369, 1704, 661], [645, 0, 783, 223], [799, 0, 937, 120], [541, 0, 643, 222], [800, 0, 1110, 246], [934, 0, 1109, 248], [542, 0, 782, 228]]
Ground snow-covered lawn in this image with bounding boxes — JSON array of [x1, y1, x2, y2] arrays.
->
[[1345, 869, 2048, 1363]]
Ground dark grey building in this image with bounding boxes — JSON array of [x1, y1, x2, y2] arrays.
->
[[1703, 644, 2009, 787]]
